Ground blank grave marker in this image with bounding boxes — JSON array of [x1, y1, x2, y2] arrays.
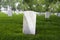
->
[[7, 6, 12, 16], [23, 11, 36, 35], [45, 12, 50, 18]]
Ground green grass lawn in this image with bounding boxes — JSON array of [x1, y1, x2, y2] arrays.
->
[[0, 12, 60, 40]]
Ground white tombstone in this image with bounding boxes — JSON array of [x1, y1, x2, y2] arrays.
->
[[7, 6, 12, 16], [15, 9, 20, 14], [23, 11, 36, 35], [57, 13, 60, 17], [45, 12, 51, 18]]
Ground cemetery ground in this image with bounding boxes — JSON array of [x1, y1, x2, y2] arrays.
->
[[0, 12, 60, 40]]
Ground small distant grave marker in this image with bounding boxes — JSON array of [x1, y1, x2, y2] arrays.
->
[[45, 12, 50, 18], [57, 13, 60, 17], [7, 6, 12, 16]]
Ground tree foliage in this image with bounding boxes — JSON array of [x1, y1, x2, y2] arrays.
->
[[0, 0, 60, 12], [23, 0, 60, 12]]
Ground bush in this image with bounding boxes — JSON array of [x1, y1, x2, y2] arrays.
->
[[49, 1, 60, 13]]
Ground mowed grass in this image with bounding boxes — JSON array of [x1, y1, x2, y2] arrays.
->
[[0, 12, 60, 40]]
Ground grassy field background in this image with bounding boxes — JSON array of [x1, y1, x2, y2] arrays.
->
[[0, 12, 60, 40]]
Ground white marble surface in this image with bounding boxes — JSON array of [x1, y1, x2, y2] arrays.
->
[[23, 11, 36, 35]]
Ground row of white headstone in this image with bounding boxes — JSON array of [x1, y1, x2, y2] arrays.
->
[[7, 9, 36, 34], [7, 9, 60, 35], [45, 12, 60, 18]]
